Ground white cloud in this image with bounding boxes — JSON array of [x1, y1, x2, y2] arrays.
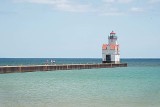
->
[[13, 0, 152, 15], [14, 0, 55, 4], [99, 6, 125, 16], [14, 0, 91, 12], [130, 7, 144, 12], [100, 12, 124, 16], [103, 0, 132, 4], [103, 0, 115, 3], [55, 3, 91, 12], [148, 0, 160, 3], [118, 0, 132, 3], [101, 0, 133, 15]]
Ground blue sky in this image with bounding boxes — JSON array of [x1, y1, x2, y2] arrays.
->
[[0, 0, 160, 58]]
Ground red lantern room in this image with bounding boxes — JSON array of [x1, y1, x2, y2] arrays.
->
[[110, 31, 116, 34]]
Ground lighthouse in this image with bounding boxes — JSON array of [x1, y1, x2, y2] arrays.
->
[[102, 31, 120, 63]]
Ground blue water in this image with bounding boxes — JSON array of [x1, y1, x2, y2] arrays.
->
[[0, 58, 101, 66], [0, 58, 160, 107]]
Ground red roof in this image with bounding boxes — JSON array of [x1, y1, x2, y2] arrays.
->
[[110, 31, 116, 34], [102, 44, 119, 50], [110, 44, 119, 50], [102, 44, 107, 50]]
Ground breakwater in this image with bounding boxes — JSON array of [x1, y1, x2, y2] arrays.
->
[[0, 63, 127, 74]]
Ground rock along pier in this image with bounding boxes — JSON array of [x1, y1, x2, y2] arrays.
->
[[0, 63, 127, 74]]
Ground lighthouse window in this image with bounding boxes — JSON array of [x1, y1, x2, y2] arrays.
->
[[110, 36, 117, 39], [110, 36, 113, 39]]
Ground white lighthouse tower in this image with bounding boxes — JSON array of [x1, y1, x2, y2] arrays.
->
[[102, 31, 120, 63]]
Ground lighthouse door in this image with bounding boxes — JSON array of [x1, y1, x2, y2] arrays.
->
[[106, 55, 111, 63]]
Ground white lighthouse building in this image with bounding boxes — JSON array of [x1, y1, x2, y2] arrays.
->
[[102, 31, 120, 63]]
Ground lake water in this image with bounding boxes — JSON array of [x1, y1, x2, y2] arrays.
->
[[0, 58, 160, 107]]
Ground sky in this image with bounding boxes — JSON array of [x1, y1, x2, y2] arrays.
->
[[0, 0, 160, 58]]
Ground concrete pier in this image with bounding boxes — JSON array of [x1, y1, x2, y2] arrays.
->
[[0, 63, 127, 74]]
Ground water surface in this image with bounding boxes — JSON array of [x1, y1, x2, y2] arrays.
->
[[0, 58, 160, 107]]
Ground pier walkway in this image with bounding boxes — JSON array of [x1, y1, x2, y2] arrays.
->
[[0, 63, 127, 74]]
